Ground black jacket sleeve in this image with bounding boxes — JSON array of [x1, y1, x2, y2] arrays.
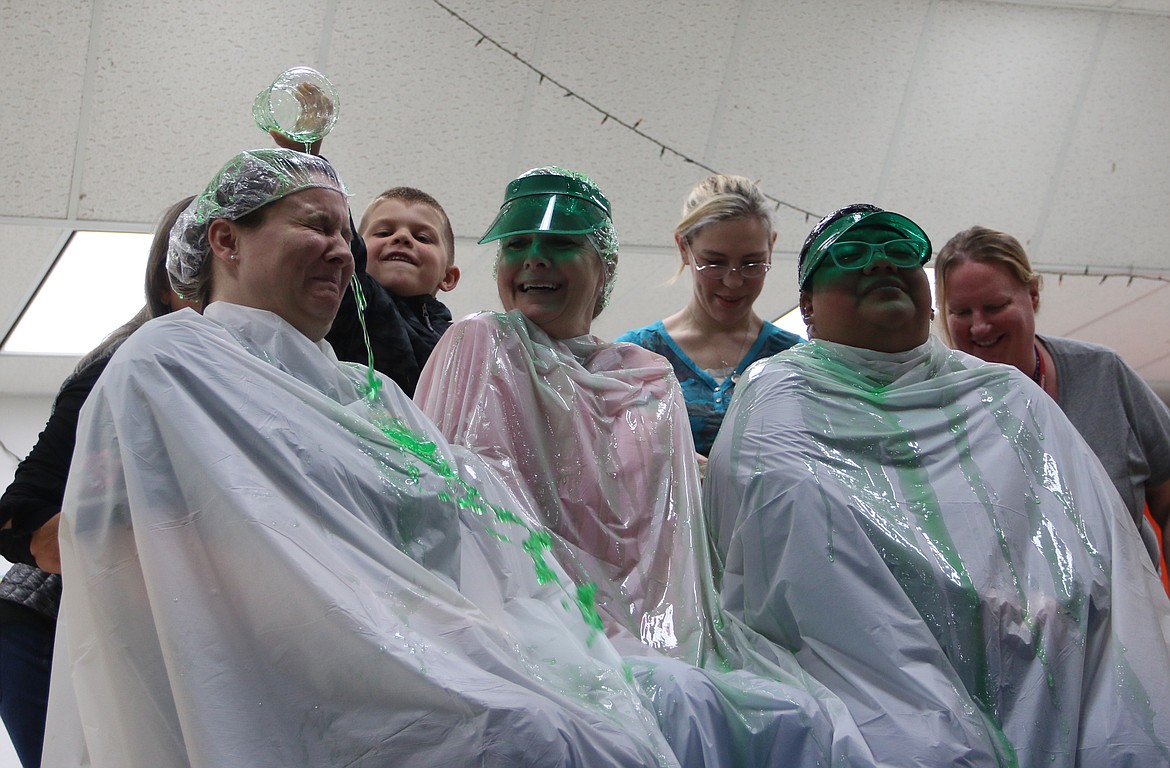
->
[[326, 225, 453, 397], [0, 355, 111, 564]]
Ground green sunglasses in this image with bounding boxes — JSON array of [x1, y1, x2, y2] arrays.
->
[[823, 238, 929, 271]]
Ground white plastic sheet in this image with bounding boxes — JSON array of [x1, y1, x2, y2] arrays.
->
[[45, 303, 677, 768], [708, 337, 1170, 767]]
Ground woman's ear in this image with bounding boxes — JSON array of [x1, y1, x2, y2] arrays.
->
[[208, 219, 239, 265], [674, 232, 690, 265]]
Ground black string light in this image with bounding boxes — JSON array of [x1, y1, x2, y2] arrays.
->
[[431, 1, 1170, 285], [1040, 268, 1170, 285], [428, 0, 820, 220]]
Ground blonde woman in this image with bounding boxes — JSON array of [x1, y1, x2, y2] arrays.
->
[[616, 175, 801, 456]]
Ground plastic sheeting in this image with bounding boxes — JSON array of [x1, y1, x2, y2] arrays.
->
[[44, 303, 679, 768], [707, 336, 1170, 768], [417, 310, 715, 658], [416, 310, 881, 767]]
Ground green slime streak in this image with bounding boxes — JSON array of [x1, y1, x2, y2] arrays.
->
[[792, 347, 1019, 768], [348, 276, 601, 638]]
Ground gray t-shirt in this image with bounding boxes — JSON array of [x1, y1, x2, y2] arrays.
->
[[1043, 334, 1170, 527]]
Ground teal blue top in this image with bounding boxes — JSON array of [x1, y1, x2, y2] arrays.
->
[[615, 320, 802, 454]]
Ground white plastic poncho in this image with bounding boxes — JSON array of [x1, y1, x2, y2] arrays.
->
[[416, 310, 882, 768], [707, 336, 1170, 768], [45, 303, 677, 768]]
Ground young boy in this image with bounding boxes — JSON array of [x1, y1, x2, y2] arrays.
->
[[267, 129, 459, 396], [326, 187, 460, 396]]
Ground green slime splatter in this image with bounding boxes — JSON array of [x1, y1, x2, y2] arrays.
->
[[348, 275, 602, 637]]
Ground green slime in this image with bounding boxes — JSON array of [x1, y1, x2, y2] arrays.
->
[[348, 275, 603, 639]]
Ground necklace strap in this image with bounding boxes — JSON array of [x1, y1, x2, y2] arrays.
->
[[1031, 343, 1046, 389]]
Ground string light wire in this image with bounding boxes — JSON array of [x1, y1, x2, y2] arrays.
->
[[429, 0, 820, 220], [431, 1, 1169, 285]]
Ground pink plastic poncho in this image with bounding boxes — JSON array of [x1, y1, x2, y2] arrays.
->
[[417, 310, 720, 658], [417, 310, 882, 768]]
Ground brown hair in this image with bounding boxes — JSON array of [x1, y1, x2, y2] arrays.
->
[[359, 187, 455, 265], [149, 195, 198, 315], [935, 226, 1042, 345]]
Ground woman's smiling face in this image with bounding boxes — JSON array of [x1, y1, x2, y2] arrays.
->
[[496, 233, 606, 340], [943, 257, 1039, 372], [683, 215, 774, 327]]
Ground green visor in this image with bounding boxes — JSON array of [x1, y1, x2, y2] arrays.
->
[[480, 173, 613, 244], [799, 209, 931, 289]]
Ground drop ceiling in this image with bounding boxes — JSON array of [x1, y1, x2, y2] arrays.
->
[[3, 0, 1170, 396]]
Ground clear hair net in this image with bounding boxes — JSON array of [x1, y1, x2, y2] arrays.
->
[[167, 149, 348, 301]]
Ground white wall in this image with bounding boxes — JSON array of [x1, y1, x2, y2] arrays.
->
[[0, 393, 55, 768]]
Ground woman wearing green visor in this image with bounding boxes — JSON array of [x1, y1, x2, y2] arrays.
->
[[706, 203, 1170, 766], [417, 167, 720, 656], [417, 170, 879, 767]]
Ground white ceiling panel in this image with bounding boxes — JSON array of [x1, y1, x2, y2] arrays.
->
[[75, 0, 338, 222], [882, 1, 1103, 248], [3, 0, 1170, 401], [1039, 13, 1170, 271], [0, 226, 68, 331], [1, 2, 93, 218]]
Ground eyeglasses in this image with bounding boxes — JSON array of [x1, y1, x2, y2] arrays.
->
[[823, 239, 928, 271], [692, 261, 772, 281]]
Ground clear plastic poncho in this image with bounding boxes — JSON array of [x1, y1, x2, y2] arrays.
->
[[416, 310, 883, 767], [707, 336, 1170, 767], [44, 303, 678, 768]]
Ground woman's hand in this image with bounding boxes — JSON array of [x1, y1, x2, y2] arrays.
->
[[30, 512, 61, 574]]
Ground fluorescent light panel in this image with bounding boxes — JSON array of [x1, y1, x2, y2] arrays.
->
[[5, 234, 940, 356], [2, 231, 151, 356]]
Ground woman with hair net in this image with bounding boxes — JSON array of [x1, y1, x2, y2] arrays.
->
[[43, 149, 679, 768], [706, 203, 1170, 767], [416, 168, 880, 767]]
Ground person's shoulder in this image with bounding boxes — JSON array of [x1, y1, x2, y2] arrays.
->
[[443, 310, 523, 345], [735, 343, 812, 396], [109, 310, 198, 356], [759, 321, 804, 351], [1042, 334, 1140, 387], [1042, 334, 1119, 362], [613, 320, 664, 344], [105, 309, 232, 381], [605, 337, 672, 368], [449, 309, 509, 331]]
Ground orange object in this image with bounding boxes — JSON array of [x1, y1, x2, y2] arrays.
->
[[1144, 505, 1170, 597]]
